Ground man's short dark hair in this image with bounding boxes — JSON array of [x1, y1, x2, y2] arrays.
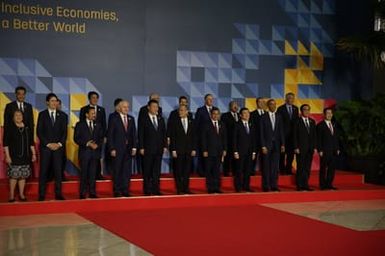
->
[[148, 99, 159, 106], [256, 97, 263, 102], [46, 93, 58, 102], [15, 86, 26, 94], [204, 94, 213, 100], [210, 106, 220, 114], [114, 98, 123, 107], [84, 105, 95, 114], [239, 107, 249, 115], [88, 91, 99, 100], [300, 104, 310, 112], [323, 107, 333, 114], [267, 99, 275, 105], [285, 92, 295, 97], [179, 96, 188, 103]]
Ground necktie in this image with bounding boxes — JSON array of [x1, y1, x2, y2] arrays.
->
[[89, 121, 94, 133], [183, 118, 188, 134], [233, 112, 238, 122], [50, 111, 55, 126], [123, 116, 128, 131], [259, 109, 263, 116], [288, 105, 292, 119], [152, 116, 158, 130], [214, 121, 219, 134], [328, 122, 334, 135], [245, 122, 250, 134], [19, 102, 24, 112], [305, 118, 310, 133], [271, 113, 275, 130], [94, 106, 97, 117]]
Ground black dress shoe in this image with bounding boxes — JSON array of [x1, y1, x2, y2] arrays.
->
[[184, 190, 194, 194], [89, 194, 98, 198], [305, 188, 314, 191], [55, 195, 65, 200], [215, 190, 223, 194], [8, 198, 15, 203], [114, 192, 122, 197], [38, 196, 45, 201], [153, 192, 163, 196], [96, 175, 105, 180], [262, 188, 270, 192], [329, 186, 338, 190], [244, 188, 255, 193], [122, 193, 130, 197], [19, 197, 27, 202], [79, 195, 86, 199], [296, 188, 304, 191], [272, 188, 281, 192]]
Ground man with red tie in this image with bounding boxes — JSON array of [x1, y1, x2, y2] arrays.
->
[[317, 108, 341, 190]]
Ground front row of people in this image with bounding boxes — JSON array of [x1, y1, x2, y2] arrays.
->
[[3, 92, 340, 202]]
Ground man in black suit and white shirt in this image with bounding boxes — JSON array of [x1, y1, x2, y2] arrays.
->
[[74, 106, 104, 199], [201, 107, 227, 194], [37, 93, 68, 201], [107, 100, 137, 197], [317, 108, 340, 190], [169, 105, 196, 194], [260, 99, 285, 192], [277, 93, 299, 175], [138, 99, 167, 196], [250, 97, 265, 174], [221, 101, 239, 177], [233, 108, 257, 192], [293, 104, 317, 191]]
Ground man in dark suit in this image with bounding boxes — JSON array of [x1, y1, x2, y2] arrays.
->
[[138, 99, 167, 196], [3, 86, 34, 136], [293, 104, 317, 191], [233, 108, 257, 192], [74, 106, 104, 199], [260, 99, 285, 192], [250, 97, 265, 175], [80, 91, 106, 180], [195, 93, 215, 177], [107, 100, 137, 197], [317, 108, 340, 190], [277, 92, 299, 175], [37, 93, 68, 201], [201, 107, 227, 194], [167, 96, 193, 141], [221, 101, 239, 177], [169, 105, 196, 194], [138, 93, 163, 123]]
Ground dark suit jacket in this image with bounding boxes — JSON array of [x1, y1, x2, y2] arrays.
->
[[195, 106, 212, 129], [201, 121, 227, 157], [80, 105, 106, 134], [277, 104, 299, 138], [317, 121, 340, 153], [293, 117, 317, 152], [169, 117, 197, 154], [107, 114, 136, 155], [138, 105, 163, 124], [138, 114, 167, 155], [37, 110, 68, 148], [233, 121, 257, 155], [166, 109, 193, 138], [221, 111, 239, 153], [250, 109, 264, 149], [4, 101, 34, 133], [259, 112, 285, 150], [74, 120, 104, 159]]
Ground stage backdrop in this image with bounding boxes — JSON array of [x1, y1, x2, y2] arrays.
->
[[0, 0, 342, 177]]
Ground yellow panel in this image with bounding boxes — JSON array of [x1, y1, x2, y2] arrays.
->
[[285, 40, 297, 55], [70, 111, 80, 128], [245, 98, 257, 111], [70, 94, 87, 111], [310, 55, 324, 70], [297, 41, 309, 56], [66, 126, 79, 168], [298, 69, 321, 85], [310, 42, 323, 56], [0, 93, 11, 126], [284, 69, 298, 84], [284, 83, 298, 96], [295, 98, 325, 114]]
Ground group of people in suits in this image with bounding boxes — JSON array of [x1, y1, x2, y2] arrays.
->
[[2, 86, 341, 202]]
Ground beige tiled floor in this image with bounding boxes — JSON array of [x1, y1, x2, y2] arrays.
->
[[0, 213, 151, 256], [263, 200, 385, 231]]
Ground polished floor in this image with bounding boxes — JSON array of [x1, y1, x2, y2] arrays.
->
[[0, 213, 151, 256]]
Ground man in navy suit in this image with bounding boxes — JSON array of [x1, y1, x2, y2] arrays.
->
[[107, 100, 137, 197], [250, 97, 265, 175], [169, 105, 196, 194], [37, 93, 68, 201], [195, 93, 215, 176], [233, 108, 257, 192], [74, 106, 104, 199], [201, 107, 227, 194], [260, 99, 285, 192], [317, 108, 340, 190], [138, 99, 167, 196], [80, 91, 106, 180], [293, 104, 317, 191], [3, 86, 34, 137]]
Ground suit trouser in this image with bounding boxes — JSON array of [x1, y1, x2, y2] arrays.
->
[[319, 152, 337, 189], [234, 154, 253, 191], [223, 152, 236, 176], [79, 154, 98, 196], [173, 153, 192, 193], [204, 156, 221, 192], [295, 151, 313, 189], [143, 154, 162, 194], [262, 143, 280, 190], [112, 151, 132, 194], [280, 137, 294, 173], [39, 147, 64, 198]]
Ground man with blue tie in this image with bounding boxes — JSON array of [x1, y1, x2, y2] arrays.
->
[[233, 108, 257, 192], [201, 107, 227, 194], [138, 99, 167, 196], [74, 106, 104, 199], [260, 99, 285, 192], [37, 93, 68, 201], [107, 100, 137, 197]]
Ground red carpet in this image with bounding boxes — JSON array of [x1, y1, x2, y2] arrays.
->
[[79, 205, 385, 256]]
